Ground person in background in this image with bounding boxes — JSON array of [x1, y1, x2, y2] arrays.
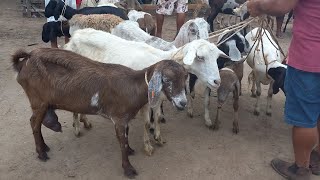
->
[[155, 0, 188, 38], [248, 0, 320, 179], [44, 0, 77, 48]]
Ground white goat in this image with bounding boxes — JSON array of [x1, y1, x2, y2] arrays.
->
[[64, 28, 229, 155], [245, 27, 286, 116], [111, 17, 209, 50]]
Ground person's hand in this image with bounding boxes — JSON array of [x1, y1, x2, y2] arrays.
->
[[247, 0, 263, 17]]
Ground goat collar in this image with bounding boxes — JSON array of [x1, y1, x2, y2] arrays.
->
[[145, 71, 149, 86]]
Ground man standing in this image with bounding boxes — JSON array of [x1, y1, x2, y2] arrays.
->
[[155, 0, 188, 38], [248, 0, 320, 179]]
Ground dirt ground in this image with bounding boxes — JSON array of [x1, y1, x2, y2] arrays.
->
[[0, 1, 317, 180]]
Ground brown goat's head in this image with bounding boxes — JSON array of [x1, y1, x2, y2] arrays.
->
[[137, 14, 156, 36], [147, 60, 188, 110]]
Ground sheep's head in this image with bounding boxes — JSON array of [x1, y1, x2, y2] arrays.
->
[[267, 66, 287, 95], [52, 0, 67, 20], [181, 39, 230, 89], [147, 60, 188, 110], [174, 18, 209, 47], [44, 0, 57, 18], [136, 14, 156, 36], [221, 0, 239, 14], [217, 30, 249, 65]]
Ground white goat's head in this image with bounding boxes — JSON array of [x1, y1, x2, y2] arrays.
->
[[174, 18, 210, 48], [181, 39, 230, 89]]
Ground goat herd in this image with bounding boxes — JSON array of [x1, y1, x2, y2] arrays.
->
[[12, 0, 288, 178]]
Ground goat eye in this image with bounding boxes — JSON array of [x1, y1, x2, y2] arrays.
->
[[162, 78, 170, 83], [197, 56, 205, 61]]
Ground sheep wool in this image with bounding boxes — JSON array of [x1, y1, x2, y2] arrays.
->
[[69, 14, 124, 34]]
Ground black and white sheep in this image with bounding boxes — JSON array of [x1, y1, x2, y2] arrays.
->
[[45, 0, 128, 20]]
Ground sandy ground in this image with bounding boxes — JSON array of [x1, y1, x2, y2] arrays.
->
[[0, 1, 317, 180]]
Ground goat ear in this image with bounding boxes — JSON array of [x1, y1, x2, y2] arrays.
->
[[218, 49, 231, 60], [183, 48, 196, 65], [148, 71, 163, 108]]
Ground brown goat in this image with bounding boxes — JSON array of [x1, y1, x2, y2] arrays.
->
[[136, 14, 156, 36], [213, 61, 243, 134], [12, 48, 188, 178]]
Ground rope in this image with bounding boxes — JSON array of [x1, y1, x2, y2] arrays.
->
[[59, 0, 68, 37]]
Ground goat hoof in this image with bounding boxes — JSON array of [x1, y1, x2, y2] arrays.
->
[[251, 94, 257, 98], [233, 123, 239, 134], [128, 147, 135, 156], [44, 144, 50, 152], [38, 152, 49, 161], [149, 128, 155, 134], [266, 111, 272, 116], [84, 122, 92, 129], [187, 111, 193, 118], [160, 117, 166, 124], [212, 120, 221, 130], [154, 136, 166, 146], [205, 121, 213, 129], [144, 145, 154, 156], [74, 129, 81, 137], [254, 110, 260, 116], [124, 166, 138, 179]]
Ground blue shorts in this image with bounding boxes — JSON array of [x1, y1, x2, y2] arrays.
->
[[284, 66, 320, 128]]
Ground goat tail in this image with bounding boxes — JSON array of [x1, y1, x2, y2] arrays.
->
[[11, 49, 30, 72]]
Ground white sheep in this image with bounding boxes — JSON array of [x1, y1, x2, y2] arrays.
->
[[128, 10, 156, 36], [64, 28, 229, 155], [112, 17, 210, 49], [245, 27, 286, 116]]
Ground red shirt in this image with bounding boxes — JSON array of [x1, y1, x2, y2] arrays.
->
[[287, 0, 320, 72]]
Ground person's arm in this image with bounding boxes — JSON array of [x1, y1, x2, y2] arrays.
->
[[248, 0, 299, 17]]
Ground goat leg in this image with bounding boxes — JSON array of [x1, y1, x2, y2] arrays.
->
[[207, 8, 219, 32], [154, 105, 166, 146], [266, 81, 274, 116], [159, 102, 166, 123], [187, 89, 195, 118], [115, 123, 137, 178], [232, 88, 239, 134], [254, 81, 261, 116], [80, 114, 92, 129], [125, 125, 135, 156], [31, 106, 50, 161], [214, 106, 221, 130], [204, 87, 213, 128], [73, 113, 81, 137], [142, 106, 154, 156]]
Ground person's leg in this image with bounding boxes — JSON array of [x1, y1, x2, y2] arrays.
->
[[271, 66, 320, 179], [276, 15, 285, 38], [175, 0, 187, 37], [292, 126, 318, 167], [310, 119, 320, 175], [156, 14, 164, 38], [176, 13, 185, 37]]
